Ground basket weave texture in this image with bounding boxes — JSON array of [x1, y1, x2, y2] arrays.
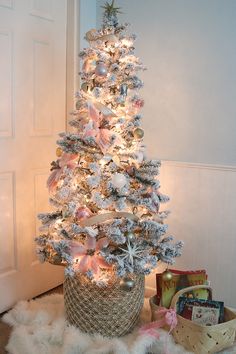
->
[[150, 285, 236, 354], [64, 273, 145, 337]]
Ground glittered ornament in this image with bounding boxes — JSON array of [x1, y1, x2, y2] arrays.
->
[[120, 83, 128, 97], [120, 277, 135, 291], [51, 254, 62, 265], [95, 61, 107, 77], [111, 173, 127, 189], [133, 127, 144, 140], [133, 98, 144, 109], [76, 98, 84, 110], [162, 269, 173, 281], [81, 82, 89, 92], [125, 232, 135, 242], [75, 206, 92, 221], [126, 165, 135, 177], [56, 147, 63, 157]]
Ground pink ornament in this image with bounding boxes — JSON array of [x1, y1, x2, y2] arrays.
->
[[75, 207, 92, 221], [133, 98, 144, 109]]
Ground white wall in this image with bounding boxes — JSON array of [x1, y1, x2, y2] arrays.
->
[[80, 0, 96, 52], [97, 0, 236, 165], [158, 162, 236, 308], [93, 1, 236, 306]]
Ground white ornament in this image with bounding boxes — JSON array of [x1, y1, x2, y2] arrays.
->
[[133, 151, 144, 167], [136, 151, 144, 163], [111, 173, 127, 189]]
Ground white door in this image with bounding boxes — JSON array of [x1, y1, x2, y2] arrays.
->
[[0, 0, 67, 312]]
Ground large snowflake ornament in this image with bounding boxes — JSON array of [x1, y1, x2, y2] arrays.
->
[[119, 241, 146, 267]]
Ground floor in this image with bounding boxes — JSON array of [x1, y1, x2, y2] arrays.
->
[[0, 285, 63, 354]]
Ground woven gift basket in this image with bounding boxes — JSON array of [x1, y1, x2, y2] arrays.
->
[[64, 273, 145, 337], [151, 285, 236, 354]]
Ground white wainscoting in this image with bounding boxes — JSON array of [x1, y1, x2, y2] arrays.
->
[[145, 160, 236, 308]]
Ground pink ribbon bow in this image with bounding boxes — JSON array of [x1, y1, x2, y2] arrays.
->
[[83, 103, 114, 154], [47, 153, 77, 192], [139, 307, 177, 354]]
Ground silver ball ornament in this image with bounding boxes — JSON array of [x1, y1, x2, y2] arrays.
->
[[133, 127, 144, 140], [162, 270, 173, 281], [81, 82, 89, 92], [95, 62, 107, 77], [120, 277, 135, 291], [126, 232, 135, 242]]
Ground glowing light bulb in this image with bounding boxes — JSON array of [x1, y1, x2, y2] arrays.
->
[[121, 39, 133, 47]]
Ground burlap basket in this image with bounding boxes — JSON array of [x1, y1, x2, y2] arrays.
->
[[64, 273, 145, 337], [170, 285, 236, 354]]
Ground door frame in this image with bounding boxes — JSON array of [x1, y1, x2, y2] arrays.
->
[[66, 0, 80, 131]]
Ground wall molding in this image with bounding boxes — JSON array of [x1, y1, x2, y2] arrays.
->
[[162, 160, 236, 173]]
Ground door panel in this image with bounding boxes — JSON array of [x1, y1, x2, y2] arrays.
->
[[0, 0, 67, 312]]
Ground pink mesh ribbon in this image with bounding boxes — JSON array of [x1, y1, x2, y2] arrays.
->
[[139, 307, 177, 354], [83, 103, 114, 154]]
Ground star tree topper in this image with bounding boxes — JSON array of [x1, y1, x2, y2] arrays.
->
[[101, 0, 122, 17]]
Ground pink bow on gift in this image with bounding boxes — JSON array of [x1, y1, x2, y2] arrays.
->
[[83, 103, 114, 154], [156, 307, 178, 333], [139, 307, 177, 354], [47, 153, 77, 192]]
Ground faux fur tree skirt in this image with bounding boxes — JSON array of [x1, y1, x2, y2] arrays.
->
[[2, 294, 236, 354]]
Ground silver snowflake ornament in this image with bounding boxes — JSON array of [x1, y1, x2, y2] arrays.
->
[[119, 241, 145, 267]]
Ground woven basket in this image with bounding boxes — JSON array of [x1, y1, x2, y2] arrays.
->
[[169, 285, 236, 354], [64, 273, 145, 337]]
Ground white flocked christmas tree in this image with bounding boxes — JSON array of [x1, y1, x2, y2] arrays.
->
[[35, 0, 183, 289]]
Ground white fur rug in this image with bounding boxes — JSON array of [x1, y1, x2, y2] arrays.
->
[[2, 294, 236, 354]]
